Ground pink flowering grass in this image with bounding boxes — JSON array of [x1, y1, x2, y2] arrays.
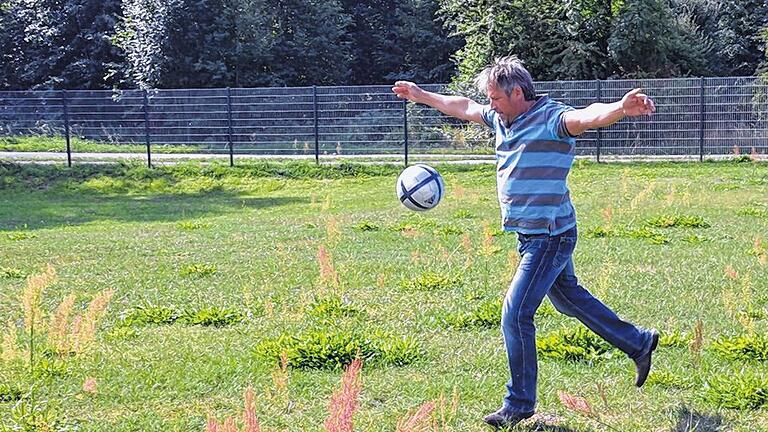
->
[[324, 358, 363, 432]]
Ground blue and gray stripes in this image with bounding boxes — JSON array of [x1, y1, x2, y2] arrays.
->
[[481, 96, 577, 235]]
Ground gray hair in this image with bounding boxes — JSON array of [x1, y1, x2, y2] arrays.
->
[[474, 56, 535, 101]]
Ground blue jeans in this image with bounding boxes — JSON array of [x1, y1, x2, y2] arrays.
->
[[501, 226, 654, 413]]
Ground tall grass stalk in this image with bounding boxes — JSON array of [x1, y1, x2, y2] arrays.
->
[[324, 358, 362, 432]]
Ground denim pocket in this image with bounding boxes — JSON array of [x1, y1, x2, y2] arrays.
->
[[518, 237, 547, 256], [552, 236, 576, 269]]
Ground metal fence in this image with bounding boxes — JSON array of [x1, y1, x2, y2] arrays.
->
[[1, 76, 767, 166]]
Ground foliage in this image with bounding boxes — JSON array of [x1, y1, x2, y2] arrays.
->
[[1, 0, 767, 90], [177, 220, 211, 231], [646, 370, 689, 389], [644, 214, 710, 229], [0, 0, 125, 90], [710, 333, 768, 362], [121, 305, 244, 327], [352, 221, 380, 232], [121, 305, 179, 326], [536, 326, 615, 362], [446, 298, 500, 329], [179, 306, 244, 327], [254, 329, 423, 369], [0, 267, 24, 278], [583, 225, 669, 244], [703, 371, 768, 409], [6, 232, 36, 241], [309, 295, 363, 321], [660, 331, 690, 348], [608, 0, 709, 78], [434, 224, 464, 236], [399, 272, 461, 291], [179, 263, 217, 278], [0, 382, 22, 403], [440, 0, 767, 83]]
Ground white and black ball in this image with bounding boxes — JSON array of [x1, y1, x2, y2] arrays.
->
[[396, 164, 445, 211]]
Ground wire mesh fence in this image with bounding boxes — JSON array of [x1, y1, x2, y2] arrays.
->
[[1, 76, 766, 166]]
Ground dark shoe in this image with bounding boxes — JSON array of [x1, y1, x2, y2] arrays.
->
[[482, 408, 534, 429], [634, 329, 659, 387]]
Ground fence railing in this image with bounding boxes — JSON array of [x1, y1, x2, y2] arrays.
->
[[1, 76, 767, 166]]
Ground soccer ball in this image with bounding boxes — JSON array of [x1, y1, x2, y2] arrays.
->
[[396, 164, 445, 211]]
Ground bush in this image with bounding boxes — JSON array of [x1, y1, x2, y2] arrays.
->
[[6, 232, 36, 241], [0, 383, 22, 403], [447, 299, 501, 329], [177, 220, 211, 230], [0, 267, 24, 278], [645, 214, 710, 228], [254, 329, 423, 369], [400, 272, 461, 291], [353, 221, 380, 232], [308, 295, 363, 321], [434, 224, 464, 235], [536, 326, 614, 362], [711, 333, 768, 362], [452, 210, 474, 219], [703, 371, 768, 409], [624, 227, 670, 245], [179, 263, 217, 277], [121, 305, 178, 326], [660, 331, 691, 348], [179, 307, 244, 327], [584, 226, 617, 238], [646, 370, 689, 389], [391, 216, 438, 232]]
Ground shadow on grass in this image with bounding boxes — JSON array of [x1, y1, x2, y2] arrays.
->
[[502, 414, 583, 432], [0, 193, 306, 230], [671, 406, 729, 432], [517, 423, 582, 432]]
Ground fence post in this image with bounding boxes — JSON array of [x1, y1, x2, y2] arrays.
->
[[143, 89, 151, 168], [227, 87, 234, 167], [403, 99, 409, 167], [62, 90, 71, 168], [313, 86, 319, 164], [699, 77, 705, 162], [596, 80, 602, 163]]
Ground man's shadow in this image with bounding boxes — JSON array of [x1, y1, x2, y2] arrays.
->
[[499, 405, 730, 432], [671, 406, 729, 432]]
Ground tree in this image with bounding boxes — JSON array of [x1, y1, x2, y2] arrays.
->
[[608, 0, 708, 78], [674, 0, 768, 76], [0, 0, 124, 90], [440, 0, 598, 82], [383, 0, 462, 83], [0, 0, 25, 89], [117, 0, 352, 88], [549, 0, 616, 79]]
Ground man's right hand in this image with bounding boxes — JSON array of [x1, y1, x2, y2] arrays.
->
[[391, 80, 487, 126], [392, 81, 423, 103]]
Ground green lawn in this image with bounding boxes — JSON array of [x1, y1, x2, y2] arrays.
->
[[0, 160, 767, 431]]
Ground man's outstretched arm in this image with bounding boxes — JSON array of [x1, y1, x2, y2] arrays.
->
[[563, 88, 656, 136], [392, 81, 487, 126]]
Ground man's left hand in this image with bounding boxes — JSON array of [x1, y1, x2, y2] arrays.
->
[[621, 88, 656, 117]]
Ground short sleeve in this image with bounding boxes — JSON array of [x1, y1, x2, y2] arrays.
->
[[480, 106, 496, 129], [547, 102, 576, 138]]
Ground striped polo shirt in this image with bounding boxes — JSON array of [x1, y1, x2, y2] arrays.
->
[[481, 95, 577, 236]]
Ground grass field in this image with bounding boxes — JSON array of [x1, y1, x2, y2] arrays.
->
[[1, 160, 767, 431]]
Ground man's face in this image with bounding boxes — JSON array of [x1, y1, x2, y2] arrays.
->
[[487, 84, 521, 123]]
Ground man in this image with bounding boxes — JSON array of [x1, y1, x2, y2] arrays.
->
[[392, 56, 659, 429]]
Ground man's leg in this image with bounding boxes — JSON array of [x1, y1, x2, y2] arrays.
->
[[547, 257, 658, 383], [489, 233, 570, 424]]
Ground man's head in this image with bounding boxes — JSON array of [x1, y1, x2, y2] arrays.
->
[[474, 56, 536, 122]]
